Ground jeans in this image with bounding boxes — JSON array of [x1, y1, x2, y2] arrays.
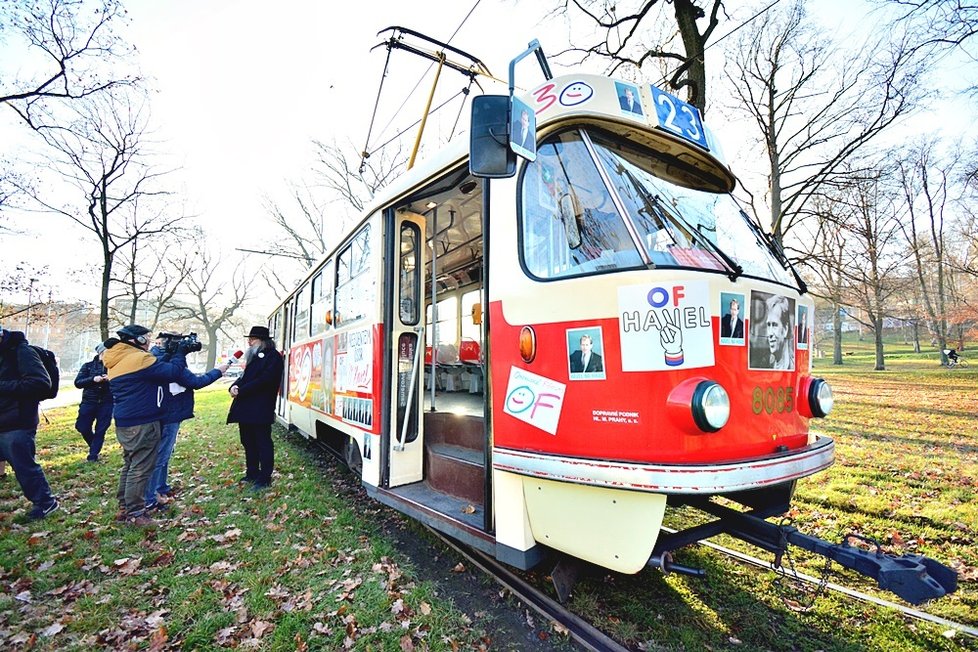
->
[[75, 400, 113, 461], [145, 421, 181, 505], [0, 428, 56, 509], [115, 422, 160, 516], [239, 423, 274, 485]]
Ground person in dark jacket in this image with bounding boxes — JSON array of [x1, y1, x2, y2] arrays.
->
[[227, 326, 283, 489], [0, 326, 59, 520], [102, 325, 227, 525], [143, 332, 222, 511], [73, 343, 113, 462]]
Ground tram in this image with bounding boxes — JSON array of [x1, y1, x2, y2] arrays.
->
[[268, 33, 956, 605]]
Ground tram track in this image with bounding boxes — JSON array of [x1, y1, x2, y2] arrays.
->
[[427, 528, 632, 652], [429, 524, 976, 651], [673, 528, 978, 640]]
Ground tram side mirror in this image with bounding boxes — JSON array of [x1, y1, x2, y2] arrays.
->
[[470, 95, 516, 178]]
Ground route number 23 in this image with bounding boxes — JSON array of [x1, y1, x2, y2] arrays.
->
[[649, 86, 708, 149]]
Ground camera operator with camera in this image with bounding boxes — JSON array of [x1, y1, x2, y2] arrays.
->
[[143, 331, 219, 512], [102, 325, 228, 526]]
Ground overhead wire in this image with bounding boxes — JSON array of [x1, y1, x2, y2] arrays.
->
[[360, 0, 483, 169]]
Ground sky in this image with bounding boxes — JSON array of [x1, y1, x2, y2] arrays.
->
[[1, 0, 974, 316]]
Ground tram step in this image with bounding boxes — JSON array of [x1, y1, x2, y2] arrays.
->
[[424, 412, 485, 451], [425, 443, 485, 506]]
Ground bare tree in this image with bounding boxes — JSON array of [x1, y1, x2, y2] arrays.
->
[[111, 235, 194, 331], [837, 167, 909, 370], [12, 91, 182, 339], [0, 0, 138, 128], [171, 237, 252, 369], [797, 197, 849, 364], [725, 0, 928, 245], [551, 0, 724, 112]]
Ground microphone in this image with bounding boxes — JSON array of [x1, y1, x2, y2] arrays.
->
[[231, 350, 243, 361]]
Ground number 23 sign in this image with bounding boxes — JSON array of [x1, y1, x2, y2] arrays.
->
[[649, 86, 709, 150]]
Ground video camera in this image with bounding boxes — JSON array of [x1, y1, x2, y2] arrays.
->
[[159, 332, 202, 355]]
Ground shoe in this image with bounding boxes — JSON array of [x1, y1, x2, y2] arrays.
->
[[27, 500, 59, 521], [146, 502, 170, 515], [248, 481, 271, 492], [124, 514, 154, 527], [86, 456, 100, 463]]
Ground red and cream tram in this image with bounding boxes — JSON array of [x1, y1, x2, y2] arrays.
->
[[268, 37, 955, 604]]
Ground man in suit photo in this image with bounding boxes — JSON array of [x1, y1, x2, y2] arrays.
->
[[721, 298, 744, 339], [570, 334, 604, 373], [617, 84, 643, 115]]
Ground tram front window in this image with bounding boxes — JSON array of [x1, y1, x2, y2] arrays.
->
[[519, 129, 794, 287]]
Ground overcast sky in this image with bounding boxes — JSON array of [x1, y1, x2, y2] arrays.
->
[[2, 0, 973, 315]]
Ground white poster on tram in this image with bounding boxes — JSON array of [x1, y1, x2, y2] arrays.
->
[[617, 281, 714, 371], [336, 328, 373, 393]]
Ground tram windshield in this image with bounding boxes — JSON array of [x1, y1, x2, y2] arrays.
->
[[520, 129, 795, 286]]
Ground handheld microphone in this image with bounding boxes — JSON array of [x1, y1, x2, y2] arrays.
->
[[231, 350, 243, 360]]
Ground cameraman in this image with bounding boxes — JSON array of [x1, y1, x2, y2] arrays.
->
[[144, 331, 218, 511], [103, 325, 228, 525]]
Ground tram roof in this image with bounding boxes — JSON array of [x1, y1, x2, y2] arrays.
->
[[268, 73, 736, 313]]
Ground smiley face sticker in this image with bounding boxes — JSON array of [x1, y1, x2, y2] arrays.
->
[[559, 81, 594, 107], [503, 367, 566, 435]]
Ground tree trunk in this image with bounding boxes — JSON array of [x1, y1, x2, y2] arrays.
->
[[912, 321, 921, 353], [833, 303, 843, 365], [673, 0, 708, 113], [205, 326, 219, 369], [873, 317, 885, 371]]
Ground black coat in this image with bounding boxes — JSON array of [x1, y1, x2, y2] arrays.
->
[[227, 347, 284, 425], [74, 356, 113, 405], [0, 330, 50, 432]]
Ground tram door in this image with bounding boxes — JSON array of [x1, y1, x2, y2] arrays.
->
[[387, 213, 426, 487]]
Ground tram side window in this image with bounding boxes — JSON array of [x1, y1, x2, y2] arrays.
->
[[425, 296, 458, 348], [399, 223, 420, 325], [294, 283, 311, 340], [311, 264, 333, 336], [336, 223, 374, 325]]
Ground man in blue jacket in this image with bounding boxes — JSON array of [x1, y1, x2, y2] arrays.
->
[[0, 325, 59, 520], [73, 343, 113, 462], [102, 325, 227, 525], [144, 332, 222, 512]]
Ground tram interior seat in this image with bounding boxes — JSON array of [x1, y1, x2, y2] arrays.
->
[[425, 343, 482, 393]]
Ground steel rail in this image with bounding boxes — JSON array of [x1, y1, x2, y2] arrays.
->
[[427, 528, 633, 652], [663, 527, 978, 639]]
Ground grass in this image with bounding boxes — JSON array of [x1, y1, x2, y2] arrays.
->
[[549, 334, 978, 651], [0, 385, 501, 651], [2, 339, 976, 651]]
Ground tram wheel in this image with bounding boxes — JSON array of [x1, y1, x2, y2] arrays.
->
[[344, 437, 363, 476]]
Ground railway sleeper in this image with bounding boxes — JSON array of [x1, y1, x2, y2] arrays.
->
[[650, 499, 958, 606]]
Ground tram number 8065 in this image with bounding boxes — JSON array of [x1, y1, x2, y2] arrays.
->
[[752, 386, 793, 415]]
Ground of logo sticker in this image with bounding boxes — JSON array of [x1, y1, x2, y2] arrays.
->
[[503, 367, 566, 435]]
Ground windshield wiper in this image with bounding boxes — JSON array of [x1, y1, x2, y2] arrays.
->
[[740, 209, 807, 294], [625, 169, 742, 280]]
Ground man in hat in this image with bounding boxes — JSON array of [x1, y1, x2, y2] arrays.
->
[[74, 342, 113, 462], [0, 322, 59, 520], [102, 324, 228, 525], [227, 326, 284, 489]]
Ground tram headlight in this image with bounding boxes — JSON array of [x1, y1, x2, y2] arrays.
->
[[807, 378, 834, 418], [692, 381, 730, 432]]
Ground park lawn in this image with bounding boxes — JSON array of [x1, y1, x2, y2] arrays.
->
[[0, 386, 495, 651], [548, 346, 978, 651]]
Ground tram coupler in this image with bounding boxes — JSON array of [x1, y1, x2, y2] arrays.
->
[[690, 500, 958, 605], [647, 552, 706, 578]]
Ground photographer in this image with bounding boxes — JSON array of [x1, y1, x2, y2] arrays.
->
[[103, 325, 228, 525], [144, 331, 219, 512], [73, 343, 113, 463]]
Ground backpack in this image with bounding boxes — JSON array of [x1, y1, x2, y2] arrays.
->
[[29, 345, 60, 400]]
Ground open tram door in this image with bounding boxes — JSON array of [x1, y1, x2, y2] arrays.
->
[[369, 169, 495, 556]]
